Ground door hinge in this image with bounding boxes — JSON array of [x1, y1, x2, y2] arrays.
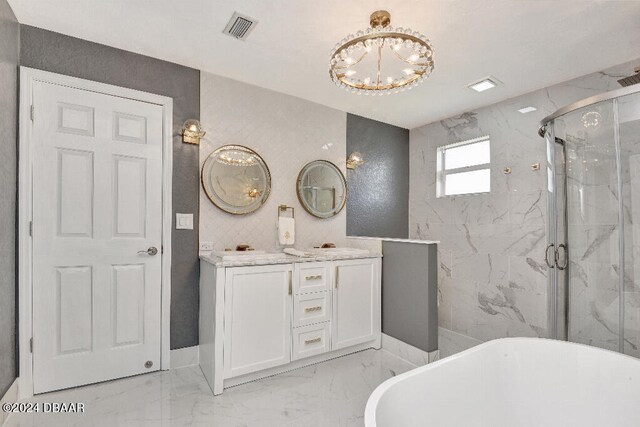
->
[[30, 105, 34, 122], [29, 221, 33, 237], [29, 338, 33, 353]]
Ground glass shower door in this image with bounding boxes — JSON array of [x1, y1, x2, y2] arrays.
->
[[545, 122, 567, 340], [618, 91, 640, 356], [555, 99, 622, 352]]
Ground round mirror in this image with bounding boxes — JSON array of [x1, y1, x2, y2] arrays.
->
[[297, 160, 347, 218], [201, 145, 271, 215]]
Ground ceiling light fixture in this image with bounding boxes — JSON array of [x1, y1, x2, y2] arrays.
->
[[181, 119, 206, 145], [329, 10, 434, 95], [468, 77, 498, 92], [346, 152, 365, 169], [518, 106, 537, 114]]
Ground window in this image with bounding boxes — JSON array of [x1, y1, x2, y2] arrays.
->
[[437, 136, 491, 197]]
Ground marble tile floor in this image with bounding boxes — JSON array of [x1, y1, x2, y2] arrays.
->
[[6, 349, 415, 427]]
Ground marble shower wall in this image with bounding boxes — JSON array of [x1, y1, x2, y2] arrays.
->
[[410, 59, 640, 345], [621, 95, 640, 357], [199, 72, 347, 251]]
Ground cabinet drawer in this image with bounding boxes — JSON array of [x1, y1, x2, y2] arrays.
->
[[295, 263, 330, 294], [293, 292, 331, 327], [292, 322, 330, 361]]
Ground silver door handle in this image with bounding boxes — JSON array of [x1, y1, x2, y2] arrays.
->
[[138, 247, 158, 256], [556, 243, 568, 270], [544, 244, 555, 269]]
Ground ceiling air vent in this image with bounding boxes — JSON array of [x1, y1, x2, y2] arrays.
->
[[617, 66, 640, 87], [223, 12, 258, 40]]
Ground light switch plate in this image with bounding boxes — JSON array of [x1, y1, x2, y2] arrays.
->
[[176, 213, 193, 230]]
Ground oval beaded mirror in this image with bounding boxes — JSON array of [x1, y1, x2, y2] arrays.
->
[[201, 145, 271, 215], [296, 160, 347, 218]]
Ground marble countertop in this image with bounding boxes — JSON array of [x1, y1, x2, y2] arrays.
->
[[347, 236, 440, 245], [200, 251, 382, 268]]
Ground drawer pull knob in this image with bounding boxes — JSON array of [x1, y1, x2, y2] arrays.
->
[[304, 337, 322, 345], [304, 306, 322, 313], [305, 275, 323, 281]]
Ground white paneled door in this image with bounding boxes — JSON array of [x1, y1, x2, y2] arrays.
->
[[31, 81, 164, 394]]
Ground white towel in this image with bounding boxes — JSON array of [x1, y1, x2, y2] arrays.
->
[[278, 217, 295, 246]]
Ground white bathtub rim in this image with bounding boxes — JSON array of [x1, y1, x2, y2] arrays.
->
[[364, 337, 640, 427]]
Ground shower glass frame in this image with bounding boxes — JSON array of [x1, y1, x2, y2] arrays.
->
[[541, 83, 640, 355]]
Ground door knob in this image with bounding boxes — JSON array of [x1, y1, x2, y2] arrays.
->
[[138, 247, 158, 256]]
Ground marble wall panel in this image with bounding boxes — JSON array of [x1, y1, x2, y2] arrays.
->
[[410, 59, 640, 351]]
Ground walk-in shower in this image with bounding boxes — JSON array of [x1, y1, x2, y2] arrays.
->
[[541, 83, 640, 356]]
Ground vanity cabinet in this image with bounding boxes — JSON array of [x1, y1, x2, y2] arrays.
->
[[223, 264, 293, 378], [199, 255, 381, 395]]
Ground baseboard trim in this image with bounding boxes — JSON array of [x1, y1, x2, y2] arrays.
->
[[438, 327, 483, 358], [382, 333, 439, 367], [223, 341, 380, 390], [1, 379, 19, 426], [170, 345, 199, 369]]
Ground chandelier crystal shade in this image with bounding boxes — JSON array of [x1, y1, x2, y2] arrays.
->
[[329, 10, 434, 95]]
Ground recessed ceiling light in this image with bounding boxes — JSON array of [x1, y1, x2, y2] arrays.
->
[[467, 77, 499, 92], [518, 106, 537, 114]]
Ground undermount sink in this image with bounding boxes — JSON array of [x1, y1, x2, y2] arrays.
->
[[213, 251, 288, 262], [306, 247, 370, 256], [212, 247, 370, 261]]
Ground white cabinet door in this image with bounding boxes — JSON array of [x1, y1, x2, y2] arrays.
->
[[332, 259, 380, 350], [31, 81, 164, 394], [224, 264, 293, 378]]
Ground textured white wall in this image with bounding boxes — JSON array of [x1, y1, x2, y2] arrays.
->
[[199, 72, 347, 251]]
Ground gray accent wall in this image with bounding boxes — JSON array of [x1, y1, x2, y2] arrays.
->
[[20, 25, 201, 349], [0, 0, 18, 397], [382, 241, 438, 352], [346, 114, 409, 238]]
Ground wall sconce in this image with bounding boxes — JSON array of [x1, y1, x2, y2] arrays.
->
[[346, 152, 365, 169], [181, 119, 206, 145]]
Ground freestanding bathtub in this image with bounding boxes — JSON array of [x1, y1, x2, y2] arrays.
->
[[365, 338, 640, 426]]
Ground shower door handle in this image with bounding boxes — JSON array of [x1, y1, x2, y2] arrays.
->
[[545, 244, 555, 269], [555, 243, 568, 270]]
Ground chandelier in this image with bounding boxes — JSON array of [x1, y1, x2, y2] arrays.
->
[[329, 10, 434, 95]]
